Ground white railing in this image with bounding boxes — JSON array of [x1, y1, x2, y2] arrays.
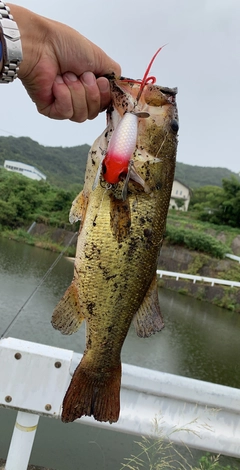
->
[[157, 269, 240, 288], [225, 253, 240, 263], [1, 337, 240, 470]]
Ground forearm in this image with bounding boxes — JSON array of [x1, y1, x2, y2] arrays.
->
[[7, 4, 50, 79]]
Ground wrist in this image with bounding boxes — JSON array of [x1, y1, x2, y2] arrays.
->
[[0, 2, 22, 82], [7, 4, 50, 80]]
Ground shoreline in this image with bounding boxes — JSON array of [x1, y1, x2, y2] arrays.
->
[[1, 229, 240, 314]]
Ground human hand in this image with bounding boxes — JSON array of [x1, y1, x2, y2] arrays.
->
[[8, 4, 121, 122]]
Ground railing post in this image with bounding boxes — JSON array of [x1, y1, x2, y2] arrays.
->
[[5, 411, 39, 470]]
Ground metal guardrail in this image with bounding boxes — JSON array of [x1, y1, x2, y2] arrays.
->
[[1, 337, 240, 470], [157, 269, 240, 287], [225, 253, 240, 263]]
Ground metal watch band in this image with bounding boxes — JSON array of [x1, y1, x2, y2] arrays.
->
[[0, 1, 22, 83]]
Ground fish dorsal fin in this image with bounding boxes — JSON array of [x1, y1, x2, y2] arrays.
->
[[51, 282, 85, 335], [133, 274, 164, 337]]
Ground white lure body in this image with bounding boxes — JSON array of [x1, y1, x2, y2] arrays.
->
[[107, 112, 138, 162]]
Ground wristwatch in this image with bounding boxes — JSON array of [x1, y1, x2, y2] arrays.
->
[[0, 1, 22, 83]]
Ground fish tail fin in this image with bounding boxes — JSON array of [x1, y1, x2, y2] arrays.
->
[[62, 356, 121, 424]]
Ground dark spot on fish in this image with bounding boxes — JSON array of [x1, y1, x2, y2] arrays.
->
[[114, 282, 118, 289], [156, 182, 162, 190], [171, 119, 179, 132], [91, 158, 96, 166], [140, 217, 146, 224], [105, 131, 108, 138], [108, 326, 113, 333], [144, 228, 152, 238], [127, 238, 138, 257], [106, 274, 117, 281], [87, 302, 95, 315], [107, 105, 114, 114]]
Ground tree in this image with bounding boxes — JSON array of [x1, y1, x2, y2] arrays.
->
[[217, 177, 240, 227], [0, 168, 75, 229], [174, 198, 185, 210], [192, 178, 240, 228], [189, 185, 224, 211]]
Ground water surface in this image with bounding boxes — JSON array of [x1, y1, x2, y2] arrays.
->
[[1, 238, 240, 469]]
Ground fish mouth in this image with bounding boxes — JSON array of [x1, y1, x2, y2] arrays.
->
[[104, 73, 177, 95], [104, 74, 178, 119]]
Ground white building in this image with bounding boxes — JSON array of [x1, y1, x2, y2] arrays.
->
[[170, 179, 191, 211], [4, 160, 46, 181]]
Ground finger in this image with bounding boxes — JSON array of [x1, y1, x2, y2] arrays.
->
[[79, 72, 102, 120], [96, 77, 111, 112], [42, 75, 74, 120], [62, 72, 90, 122]]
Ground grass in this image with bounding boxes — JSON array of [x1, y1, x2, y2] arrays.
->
[[120, 417, 240, 470], [0, 228, 77, 257], [167, 211, 239, 250]]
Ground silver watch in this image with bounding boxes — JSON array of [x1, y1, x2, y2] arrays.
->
[[0, 1, 22, 83]]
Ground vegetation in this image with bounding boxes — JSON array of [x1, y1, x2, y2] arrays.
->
[[167, 210, 239, 250], [120, 417, 240, 468], [165, 225, 229, 259], [0, 167, 79, 230], [175, 162, 239, 189], [1, 228, 76, 256], [121, 434, 239, 470], [0, 135, 239, 191], [189, 177, 240, 228]]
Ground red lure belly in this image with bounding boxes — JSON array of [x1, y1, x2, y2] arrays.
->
[[102, 112, 138, 184]]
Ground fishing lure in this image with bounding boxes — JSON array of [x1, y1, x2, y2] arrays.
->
[[101, 46, 164, 189]]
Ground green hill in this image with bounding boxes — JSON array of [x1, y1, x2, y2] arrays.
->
[[0, 136, 239, 190], [175, 162, 239, 188], [0, 136, 88, 190]]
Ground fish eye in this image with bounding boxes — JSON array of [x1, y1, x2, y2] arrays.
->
[[171, 120, 179, 132]]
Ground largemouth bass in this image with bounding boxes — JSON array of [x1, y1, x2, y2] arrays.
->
[[52, 75, 178, 424]]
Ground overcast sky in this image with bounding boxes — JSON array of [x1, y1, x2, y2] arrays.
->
[[1, 0, 240, 173]]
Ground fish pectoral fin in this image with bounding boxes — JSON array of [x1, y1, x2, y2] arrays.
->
[[62, 355, 121, 424], [69, 190, 88, 224], [129, 164, 151, 194], [51, 283, 84, 335], [133, 274, 164, 338]]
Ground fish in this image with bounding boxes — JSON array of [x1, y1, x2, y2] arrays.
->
[[51, 59, 178, 424]]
